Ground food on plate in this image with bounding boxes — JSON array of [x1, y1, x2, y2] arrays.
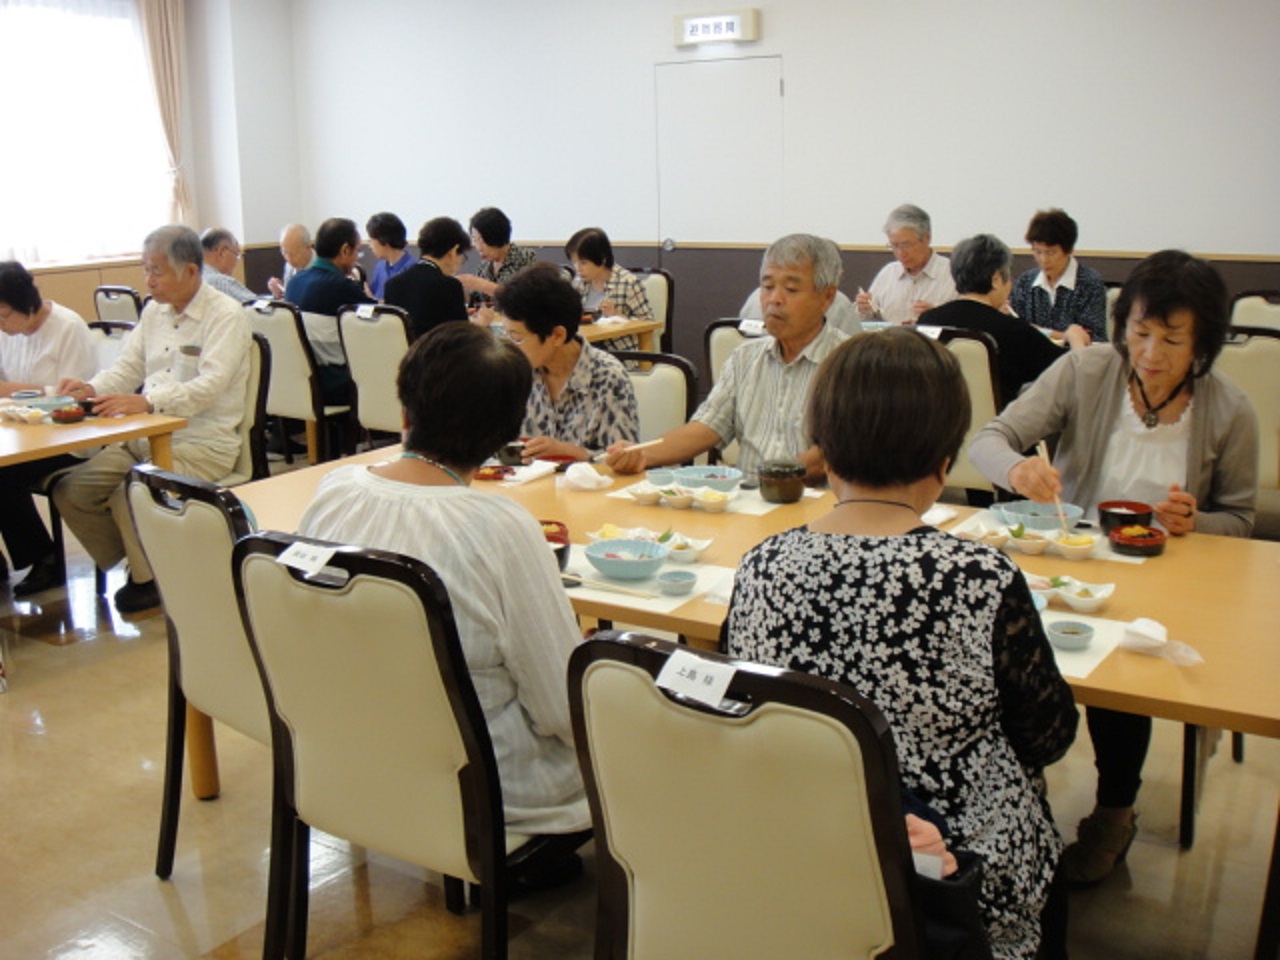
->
[[595, 523, 627, 539], [1119, 524, 1158, 538], [1059, 533, 1094, 547], [474, 465, 514, 481]]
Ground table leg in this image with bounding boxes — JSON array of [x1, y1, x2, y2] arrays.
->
[[149, 432, 175, 471], [638, 330, 655, 353], [1258, 802, 1280, 959], [186, 704, 221, 800]]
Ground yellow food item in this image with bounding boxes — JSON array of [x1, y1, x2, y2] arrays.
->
[[1061, 534, 1094, 547], [1119, 524, 1154, 538], [598, 523, 626, 538], [1076, 587, 1094, 598], [698, 489, 728, 502]]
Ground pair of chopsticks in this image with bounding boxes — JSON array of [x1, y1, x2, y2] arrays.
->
[[1035, 441, 1071, 534], [561, 573, 659, 599], [590, 437, 664, 464]]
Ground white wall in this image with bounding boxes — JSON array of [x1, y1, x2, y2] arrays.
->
[[202, 0, 1280, 255]]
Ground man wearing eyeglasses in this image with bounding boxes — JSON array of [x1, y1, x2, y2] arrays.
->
[[199, 227, 255, 303], [855, 203, 957, 324]]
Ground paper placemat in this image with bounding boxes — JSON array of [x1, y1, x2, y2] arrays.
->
[[1040, 611, 1124, 679], [950, 510, 1145, 564], [607, 481, 786, 516], [563, 545, 736, 614]]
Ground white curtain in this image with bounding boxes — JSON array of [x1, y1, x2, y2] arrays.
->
[[0, 0, 173, 263]]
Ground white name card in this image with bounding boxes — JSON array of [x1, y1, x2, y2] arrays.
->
[[655, 649, 736, 708], [277, 541, 336, 577]]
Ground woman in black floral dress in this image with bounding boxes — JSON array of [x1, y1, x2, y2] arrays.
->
[[726, 328, 1077, 960]]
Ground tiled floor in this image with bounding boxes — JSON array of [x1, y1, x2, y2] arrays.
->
[[1, 537, 1275, 959]]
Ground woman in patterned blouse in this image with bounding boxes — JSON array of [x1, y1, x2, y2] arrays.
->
[[726, 328, 1077, 960], [565, 227, 652, 353], [494, 264, 638, 462]]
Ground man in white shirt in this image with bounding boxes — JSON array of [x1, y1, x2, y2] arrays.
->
[[199, 227, 255, 303], [856, 203, 957, 324], [607, 234, 847, 481], [56, 225, 251, 615]]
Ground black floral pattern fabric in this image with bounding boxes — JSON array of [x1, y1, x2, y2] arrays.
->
[[726, 525, 1077, 959]]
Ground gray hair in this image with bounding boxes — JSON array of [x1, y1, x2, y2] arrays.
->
[[949, 234, 1012, 295], [762, 234, 843, 291], [144, 225, 203, 269], [281, 222, 312, 245], [199, 227, 237, 253], [883, 203, 932, 240]]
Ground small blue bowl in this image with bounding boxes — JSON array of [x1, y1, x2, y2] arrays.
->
[[584, 538, 669, 581], [1047, 620, 1094, 652], [657, 570, 697, 596], [673, 465, 743, 493], [645, 469, 676, 487], [992, 499, 1084, 532]]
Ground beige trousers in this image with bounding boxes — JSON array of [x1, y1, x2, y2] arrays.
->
[[50, 440, 233, 584]]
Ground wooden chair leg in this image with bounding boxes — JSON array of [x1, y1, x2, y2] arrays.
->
[[305, 421, 321, 465], [154, 671, 186, 879], [1233, 731, 1246, 763]]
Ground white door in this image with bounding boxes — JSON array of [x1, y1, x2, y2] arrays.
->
[[655, 56, 784, 245]]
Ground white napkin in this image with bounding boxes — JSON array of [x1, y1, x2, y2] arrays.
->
[[560, 462, 613, 491], [1121, 617, 1204, 666], [922, 504, 957, 526], [594, 315, 627, 327], [498, 460, 557, 486]]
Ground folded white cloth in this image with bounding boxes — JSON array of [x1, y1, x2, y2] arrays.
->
[[1121, 617, 1204, 666], [560, 462, 612, 491]]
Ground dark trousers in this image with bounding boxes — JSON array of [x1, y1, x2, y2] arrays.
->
[[0, 454, 81, 568], [1087, 706, 1152, 808]]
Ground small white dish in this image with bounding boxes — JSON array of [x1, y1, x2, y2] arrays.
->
[[692, 488, 734, 513], [1055, 579, 1115, 614], [1052, 531, 1097, 561], [665, 536, 712, 563], [660, 486, 695, 509], [1008, 531, 1050, 555], [627, 482, 661, 505]]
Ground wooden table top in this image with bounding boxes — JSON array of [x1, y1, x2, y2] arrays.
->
[[236, 447, 1280, 739], [0, 413, 188, 466], [578, 316, 662, 344]]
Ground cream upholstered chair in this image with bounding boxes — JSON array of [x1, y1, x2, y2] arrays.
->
[[337, 303, 412, 434], [610, 351, 697, 443], [630, 267, 674, 352], [568, 632, 926, 960], [233, 532, 590, 960], [937, 327, 1000, 497], [218, 332, 271, 485], [86, 320, 135, 371], [702, 319, 756, 467], [244, 298, 350, 463], [1230, 292, 1280, 331], [1215, 327, 1280, 541], [93, 284, 143, 322], [125, 466, 269, 880]]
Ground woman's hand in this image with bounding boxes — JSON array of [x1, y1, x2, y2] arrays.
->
[[1007, 456, 1063, 503], [599, 299, 619, 317], [1156, 483, 1197, 535], [521, 436, 585, 462], [1063, 324, 1092, 349], [906, 814, 957, 877], [57, 378, 94, 400]]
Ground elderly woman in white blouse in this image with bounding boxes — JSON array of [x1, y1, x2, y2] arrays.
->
[[969, 249, 1257, 886]]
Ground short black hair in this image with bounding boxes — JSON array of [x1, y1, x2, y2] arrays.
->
[[565, 227, 614, 269], [1025, 209, 1079, 254], [494, 262, 582, 340], [0, 261, 42, 314], [397, 322, 532, 470], [416, 217, 472, 259], [365, 212, 407, 250], [314, 217, 360, 259], [469, 207, 513, 247], [1111, 250, 1230, 377], [949, 234, 1013, 295], [808, 328, 970, 487]]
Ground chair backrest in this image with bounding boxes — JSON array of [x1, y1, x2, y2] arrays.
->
[[233, 532, 504, 885], [610, 351, 697, 443], [94, 285, 143, 323], [1104, 283, 1122, 328], [222, 332, 272, 485], [300, 310, 349, 367], [630, 267, 674, 351], [704, 318, 749, 387], [337, 303, 412, 432], [1230, 293, 1280, 331], [244, 298, 323, 422], [568, 633, 925, 960], [1217, 327, 1280, 490], [938, 327, 1000, 494], [86, 320, 135, 373], [126, 465, 269, 744]]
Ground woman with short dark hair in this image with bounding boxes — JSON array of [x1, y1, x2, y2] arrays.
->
[[458, 206, 537, 306], [971, 249, 1257, 885], [0, 261, 97, 594], [564, 226, 652, 352], [728, 327, 1077, 958], [298, 322, 590, 840], [364, 211, 413, 300], [1009, 209, 1109, 341], [495, 264, 638, 462], [383, 217, 471, 342]]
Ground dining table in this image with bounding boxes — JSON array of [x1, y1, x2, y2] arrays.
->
[[222, 448, 1279, 952], [578, 316, 662, 353], [0, 411, 187, 471]]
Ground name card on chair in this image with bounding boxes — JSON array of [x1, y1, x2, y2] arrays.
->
[[656, 649, 735, 708], [277, 541, 337, 577], [356, 304, 376, 319]]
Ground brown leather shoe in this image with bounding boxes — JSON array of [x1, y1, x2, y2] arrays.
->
[[1061, 808, 1138, 885]]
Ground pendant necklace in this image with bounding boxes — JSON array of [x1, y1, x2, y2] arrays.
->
[[1131, 372, 1188, 429], [834, 497, 919, 515], [399, 451, 465, 486]]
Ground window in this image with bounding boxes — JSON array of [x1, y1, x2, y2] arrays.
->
[[0, 0, 172, 263]]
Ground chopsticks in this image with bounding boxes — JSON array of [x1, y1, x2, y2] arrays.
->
[[561, 573, 659, 599], [590, 437, 664, 463], [1036, 440, 1071, 534]]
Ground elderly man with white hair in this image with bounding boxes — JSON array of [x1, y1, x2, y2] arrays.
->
[[267, 222, 313, 299], [856, 203, 957, 324], [607, 233, 847, 482]]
